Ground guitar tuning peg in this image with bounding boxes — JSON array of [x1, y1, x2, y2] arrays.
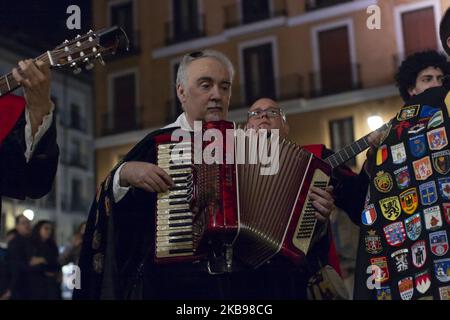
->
[[70, 62, 77, 68], [76, 34, 81, 39], [96, 53, 105, 66], [88, 29, 93, 33], [85, 63, 95, 71], [64, 39, 69, 44], [73, 67, 82, 75]]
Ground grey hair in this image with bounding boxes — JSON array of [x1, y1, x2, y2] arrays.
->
[[175, 49, 235, 89]]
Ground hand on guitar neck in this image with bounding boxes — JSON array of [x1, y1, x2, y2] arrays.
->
[[12, 59, 52, 137]]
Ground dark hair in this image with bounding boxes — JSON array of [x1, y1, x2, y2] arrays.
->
[[440, 8, 450, 55], [6, 229, 17, 237], [395, 50, 449, 102], [30, 220, 57, 248], [15, 214, 28, 225]]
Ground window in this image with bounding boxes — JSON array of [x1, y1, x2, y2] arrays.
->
[[329, 117, 355, 167], [401, 7, 437, 56], [172, 0, 201, 42], [306, 0, 352, 11], [318, 26, 353, 96], [242, 0, 270, 24], [70, 103, 83, 131], [71, 178, 82, 211], [243, 43, 276, 106], [111, 72, 137, 133], [110, 0, 137, 49]]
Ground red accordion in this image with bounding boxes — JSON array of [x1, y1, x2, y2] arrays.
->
[[154, 121, 331, 268]]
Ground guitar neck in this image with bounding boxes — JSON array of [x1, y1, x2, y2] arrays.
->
[[0, 52, 51, 97], [324, 123, 390, 169]]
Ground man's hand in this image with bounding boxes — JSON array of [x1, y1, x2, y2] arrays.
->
[[29, 256, 47, 266], [309, 186, 335, 223], [120, 161, 174, 193], [364, 129, 387, 177], [12, 59, 52, 136]]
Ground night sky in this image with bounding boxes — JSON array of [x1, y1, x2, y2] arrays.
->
[[0, 0, 92, 51]]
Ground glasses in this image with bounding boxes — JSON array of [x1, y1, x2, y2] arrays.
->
[[189, 51, 204, 58], [248, 108, 283, 119]]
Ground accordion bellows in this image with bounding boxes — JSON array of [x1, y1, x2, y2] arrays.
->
[[154, 121, 331, 268]]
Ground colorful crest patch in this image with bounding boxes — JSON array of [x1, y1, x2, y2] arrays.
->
[[394, 166, 411, 190], [408, 134, 427, 158], [419, 181, 438, 206], [383, 221, 406, 246], [434, 258, 450, 283], [391, 142, 406, 165], [419, 105, 440, 119], [374, 171, 393, 193], [411, 240, 427, 268], [370, 257, 389, 284], [397, 104, 420, 121], [391, 248, 409, 273], [439, 286, 450, 300], [429, 230, 449, 257], [415, 270, 431, 294], [428, 110, 444, 129], [427, 127, 448, 151], [424, 206, 443, 231], [361, 204, 377, 226], [376, 145, 388, 166], [443, 203, 450, 225], [365, 229, 383, 254], [376, 286, 392, 300], [379, 196, 402, 221], [413, 156, 433, 181], [405, 213, 422, 241], [398, 277, 414, 300], [399, 188, 418, 215], [432, 150, 450, 175], [438, 178, 450, 200]]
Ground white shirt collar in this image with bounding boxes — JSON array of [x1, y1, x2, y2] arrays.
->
[[163, 112, 193, 131]]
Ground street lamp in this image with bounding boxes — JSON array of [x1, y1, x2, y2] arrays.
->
[[367, 115, 383, 131], [23, 209, 34, 221]]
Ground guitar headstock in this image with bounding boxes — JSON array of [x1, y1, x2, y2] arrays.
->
[[49, 26, 129, 74]]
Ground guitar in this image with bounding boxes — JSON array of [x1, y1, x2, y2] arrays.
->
[[324, 122, 392, 169], [0, 26, 129, 97]]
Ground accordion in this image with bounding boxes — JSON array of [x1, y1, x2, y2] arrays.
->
[[154, 121, 332, 268]]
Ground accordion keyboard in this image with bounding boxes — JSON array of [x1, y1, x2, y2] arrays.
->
[[156, 142, 195, 258]]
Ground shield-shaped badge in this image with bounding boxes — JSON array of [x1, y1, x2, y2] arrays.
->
[[413, 156, 433, 181], [391, 249, 409, 272], [370, 257, 389, 284], [443, 203, 450, 225], [429, 230, 449, 257], [405, 213, 422, 241], [383, 222, 406, 246], [398, 277, 414, 300], [408, 123, 426, 135], [391, 142, 406, 165], [411, 240, 427, 268], [376, 145, 388, 166], [415, 270, 431, 294], [365, 229, 383, 254], [374, 171, 393, 193], [427, 127, 448, 151], [397, 104, 420, 121], [399, 188, 418, 215], [376, 286, 392, 300], [434, 258, 450, 283], [394, 166, 410, 190], [428, 110, 444, 129], [424, 206, 443, 231], [361, 204, 377, 226], [409, 134, 427, 158], [379, 196, 402, 221], [419, 105, 440, 119], [439, 286, 450, 300], [419, 181, 438, 206], [432, 150, 450, 175], [438, 178, 450, 200]]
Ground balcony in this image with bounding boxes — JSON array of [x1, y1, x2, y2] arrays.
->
[[305, 0, 353, 12], [165, 15, 206, 45], [224, 0, 287, 29], [309, 63, 362, 98], [229, 74, 305, 110], [101, 106, 143, 136]]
